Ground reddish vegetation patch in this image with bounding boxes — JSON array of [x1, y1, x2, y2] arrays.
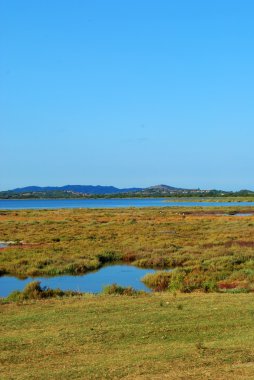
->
[[11, 243, 46, 249], [189, 211, 223, 216], [153, 276, 170, 292], [122, 252, 137, 263], [236, 241, 254, 247], [203, 243, 220, 249], [224, 241, 254, 248], [218, 280, 249, 290]]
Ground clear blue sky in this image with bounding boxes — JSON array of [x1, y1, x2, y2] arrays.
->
[[1, 0, 254, 191]]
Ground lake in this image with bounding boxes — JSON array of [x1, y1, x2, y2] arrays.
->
[[0, 265, 162, 297], [1, 198, 254, 210]]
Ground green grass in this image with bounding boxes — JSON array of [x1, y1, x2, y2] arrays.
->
[[1, 293, 254, 379]]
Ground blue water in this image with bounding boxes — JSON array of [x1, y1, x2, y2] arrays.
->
[[234, 213, 253, 217], [0, 265, 161, 297], [0, 198, 254, 210]]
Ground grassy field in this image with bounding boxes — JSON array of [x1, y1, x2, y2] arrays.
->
[[0, 207, 254, 292], [1, 207, 254, 379], [1, 293, 254, 379]]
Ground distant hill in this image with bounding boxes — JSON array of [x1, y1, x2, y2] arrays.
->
[[144, 184, 188, 193], [11, 185, 143, 195], [10, 184, 191, 195], [147, 184, 185, 191], [1, 183, 191, 199], [2, 184, 253, 199]]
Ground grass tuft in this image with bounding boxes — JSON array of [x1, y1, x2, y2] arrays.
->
[[6, 281, 81, 302], [102, 283, 142, 296]]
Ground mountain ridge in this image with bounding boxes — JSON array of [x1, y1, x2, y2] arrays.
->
[[1, 185, 254, 199], [11, 185, 144, 195], [9, 184, 192, 195]]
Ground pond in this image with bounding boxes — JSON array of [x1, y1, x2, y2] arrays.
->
[[0, 265, 165, 297]]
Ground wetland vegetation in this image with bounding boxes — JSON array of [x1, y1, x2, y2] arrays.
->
[[0, 207, 254, 293]]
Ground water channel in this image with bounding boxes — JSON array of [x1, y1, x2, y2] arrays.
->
[[0, 265, 165, 297]]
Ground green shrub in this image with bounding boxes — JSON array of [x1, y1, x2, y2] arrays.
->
[[6, 290, 22, 302], [201, 280, 218, 292], [134, 257, 168, 269], [97, 251, 121, 264], [23, 281, 44, 299], [169, 269, 187, 292], [6, 281, 81, 301], [102, 283, 140, 296], [142, 271, 171, 291]]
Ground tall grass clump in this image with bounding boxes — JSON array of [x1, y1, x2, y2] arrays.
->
[[142, 271, 171, 291], [97, 251, 122, 264], [6, 281, 81, 302], [102, 283, 141, 296], [142, 269, 219, 293]]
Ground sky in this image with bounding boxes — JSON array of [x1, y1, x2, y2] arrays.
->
[[1, 0, 254, 191]]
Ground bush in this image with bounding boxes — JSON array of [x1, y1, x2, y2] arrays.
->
[[97, 251, 121, 264], [102, 283, 140, 296], [169, 269, 187, 292], [134, 257, 168, 269], [23, 281, 44, 299], [142, 271, 171, 291], [6, 281, 81, 301], [122, 252, 137, 263], [202, 280, 218, 292], [6, 290, 22, 302]]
